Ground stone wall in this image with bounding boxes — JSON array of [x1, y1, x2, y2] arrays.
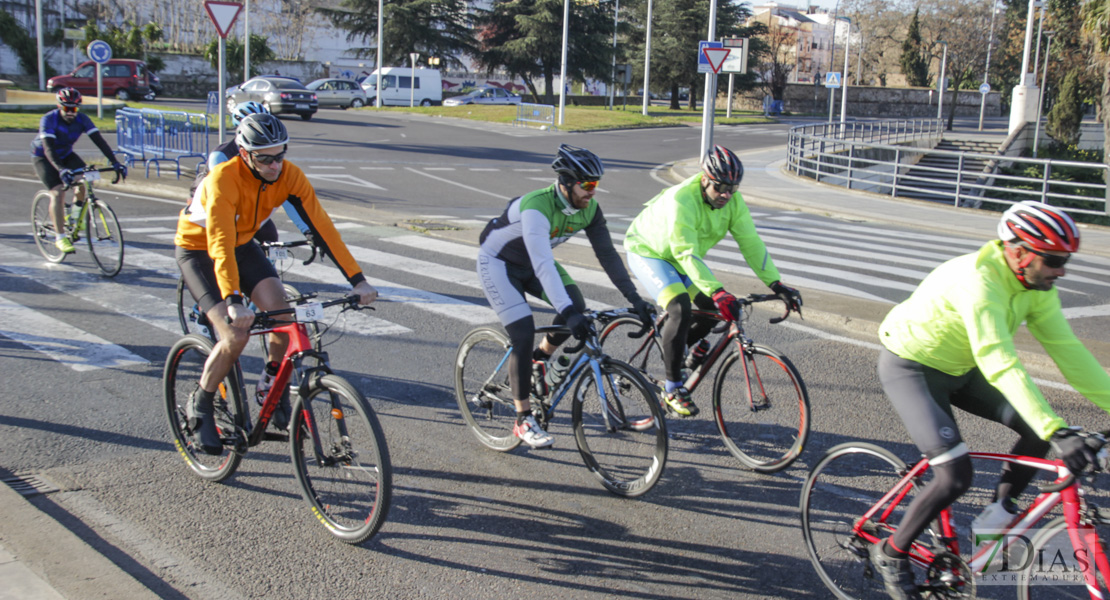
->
[[151, 53, 330, 98], [722, 82, 1003, 118]]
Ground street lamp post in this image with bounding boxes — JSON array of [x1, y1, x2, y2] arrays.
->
[[641, 0, 653, 116], [699, 0, 719, 162], [376, 0, 383, 108], [409, 52, 418, 107], [1033, 30, 1055, 158], [839, 17, 851, 126], [979, 1, 998, 131], [937, 40, 948, 121], [558, 0, 570, 125], [609, 0, 618, 110], [244, 0, 250, 82]]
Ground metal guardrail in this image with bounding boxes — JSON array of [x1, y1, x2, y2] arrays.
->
[[115, 108, 210, 179], [785, 119, 1110, 218], [514, 102, 557, 130]]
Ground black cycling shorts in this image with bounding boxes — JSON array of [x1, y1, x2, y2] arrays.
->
[[33, 154, 86, 190], [176, 242, 278, 315], [878, 347, 1037, 464]]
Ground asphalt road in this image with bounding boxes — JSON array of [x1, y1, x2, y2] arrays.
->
[[1, 108, 1108, 599]]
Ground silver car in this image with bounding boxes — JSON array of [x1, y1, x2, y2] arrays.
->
[[443, 86, 522, 106], [306, 78, 368, 109], [226, 76, 318, 121]]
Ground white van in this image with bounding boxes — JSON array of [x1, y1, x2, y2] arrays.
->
[[360, 67, 442, 106]]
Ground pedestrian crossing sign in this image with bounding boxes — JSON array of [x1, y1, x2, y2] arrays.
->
[[825, 72, 841, 89]]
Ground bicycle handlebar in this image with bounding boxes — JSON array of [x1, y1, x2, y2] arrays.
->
[[536, 307, 650, 355], [225, 294, 373, 329], [259, 239, 318, 266], [64, 165, 121, 190], [1040, 430, 1109, 493], [741, 293, 795, 324]]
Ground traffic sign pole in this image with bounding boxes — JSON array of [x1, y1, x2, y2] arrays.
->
[[87, 40, 112, 118], [205, 1, 244, 143]]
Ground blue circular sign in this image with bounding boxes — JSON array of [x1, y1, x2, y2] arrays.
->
[[87, 40, 112, 64], [979, 82, 991, 95]]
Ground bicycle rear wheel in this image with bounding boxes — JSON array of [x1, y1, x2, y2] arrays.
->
[[597, 315, 666, 391], [86, 199, 124, 276], [571, 359, 668, 497], [1019, 516, 1110, 599], [454, 327, 522, 452], [713, 344, 809, 473], [801, 443, 914, 600], [290, 374, 392, 544], [175, 278, 215, 338], [162, 334, 246, 482], [31, 191, 66, 263]]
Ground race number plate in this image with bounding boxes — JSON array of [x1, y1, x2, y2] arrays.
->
[[85, 170, 101, 182], [271, 246, 289, 261], [295, 302, 324, 322]]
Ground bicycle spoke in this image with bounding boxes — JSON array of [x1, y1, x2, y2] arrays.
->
[[455, 328, 521, 452]]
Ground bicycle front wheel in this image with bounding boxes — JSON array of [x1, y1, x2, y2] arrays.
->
[[1019, 515, 1110, 600], [31, 191, 66, 263], [162, 334, 246, 482], [713, 344, 810, 473], [801, 443, 913, 600], [290, 374, 392, 544], [597, 315, 666, 390], [86, 200, 124, 276], [454, 327, 522, 452], [571, 359, 668, 497]]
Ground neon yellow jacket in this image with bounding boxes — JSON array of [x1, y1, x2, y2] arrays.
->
[[879, 241, 1110, 440], [623, 174, 780, 295]]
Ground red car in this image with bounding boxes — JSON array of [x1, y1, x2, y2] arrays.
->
[[47, 58, 151, 101]]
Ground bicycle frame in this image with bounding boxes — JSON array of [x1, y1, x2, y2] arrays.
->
[[858, 451, 1110, 595], [245, 318, 331, 449]]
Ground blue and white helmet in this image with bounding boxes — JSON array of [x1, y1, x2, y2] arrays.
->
[[231, 101, 269, 127]]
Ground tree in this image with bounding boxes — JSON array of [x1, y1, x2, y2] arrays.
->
[[1047, 67, 1084, 145], [900, 9, 930, 87], [473, 0, 616, 106], [754, 18, 794, 101], [205, 34, 276, 84], [319, 0, 477, 70], [1080, 0, 1110, 164]]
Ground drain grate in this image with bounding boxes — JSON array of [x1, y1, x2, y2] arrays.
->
[[2, 474, 60, 497]]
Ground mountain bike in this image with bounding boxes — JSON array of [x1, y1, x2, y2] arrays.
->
[[597, 294, 809, 473], [31, 165, 125, 276], [163, 293, 391, 544], [455, 309, 668, 497], [175, 239, 319, 350], [800, 431, 1110, 599]]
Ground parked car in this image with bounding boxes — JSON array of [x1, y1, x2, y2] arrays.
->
[[443, 86, 522, 106], [226, 76, 318, 121], [144, 72, 163, 100], [361, 67, 442, 106], [306, 78, 368, 109], [47, 58, 151, 101]]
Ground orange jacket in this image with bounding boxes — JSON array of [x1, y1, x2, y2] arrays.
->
[[175, 157, 365, 300]]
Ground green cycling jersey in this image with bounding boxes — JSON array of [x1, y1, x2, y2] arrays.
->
[[623, 173, 780, 296], [879, 240, 1110, 440]]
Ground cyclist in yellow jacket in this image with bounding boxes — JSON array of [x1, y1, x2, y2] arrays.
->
[[175, 113, 376, 455], [869, 201, 1110, 600]]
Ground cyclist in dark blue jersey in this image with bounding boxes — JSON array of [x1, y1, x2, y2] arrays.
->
[[30, 88, 126, 254]]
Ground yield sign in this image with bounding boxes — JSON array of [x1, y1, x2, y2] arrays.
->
[[702, 47, 731, 74], [205, 1, 243, 39]]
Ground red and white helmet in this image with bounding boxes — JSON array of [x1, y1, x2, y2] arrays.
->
[[997, 201, 1079, 253], [56, 87, 82, 107]]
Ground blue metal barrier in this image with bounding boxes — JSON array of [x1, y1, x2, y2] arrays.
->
[[115, 108, 211, 178], [513, 103, 557, 130]]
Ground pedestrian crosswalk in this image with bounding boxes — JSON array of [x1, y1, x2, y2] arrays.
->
[[1, 206, 1108, 374]]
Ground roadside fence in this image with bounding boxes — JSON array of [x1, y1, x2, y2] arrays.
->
[[115, 108, 211, 178], [514, 103, 557, 130]]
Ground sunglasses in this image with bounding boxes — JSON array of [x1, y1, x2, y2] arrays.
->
[[711, 181, 736, 195], [577, 180, 599, 192], [251, 151, 286, 166], [1024, 246, 1070, 268], [59, 105, 79, 114]]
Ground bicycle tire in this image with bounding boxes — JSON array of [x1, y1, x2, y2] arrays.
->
[[175, 278, 214, 338], [86, 199, 124, 276], [800, 443, 914, 600], [290, 374, 392, 544], [31, 191, 66, 263], [454, 327, 522, 452], [571, 359, 668, 497], [596, 315, 666, 391], [162, 334, 247, 482], [712, 344, 810, 473], [1019, 515, 1110, 599]]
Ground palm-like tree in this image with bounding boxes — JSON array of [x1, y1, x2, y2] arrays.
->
[[1080, 0, 1110, 163]]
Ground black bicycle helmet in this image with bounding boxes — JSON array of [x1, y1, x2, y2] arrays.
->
[[56, 87, 82, 107], [235, 113, 289, 151], [702, 145, 744, 186], [552, 144, 604, 184]]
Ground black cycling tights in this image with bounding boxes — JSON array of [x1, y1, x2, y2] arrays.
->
[[502, 286, 586, 401], [661, 293, 718, 381], [889, 455, 974, 553]]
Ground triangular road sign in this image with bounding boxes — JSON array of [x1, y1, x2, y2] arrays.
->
[[702, 48, 731, 74], [205, 1, 243, 39]]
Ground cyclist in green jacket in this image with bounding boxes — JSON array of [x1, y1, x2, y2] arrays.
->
[[623, 145, 801, 417], [869, 201, 1110, 600], [477, 144, 653, 448]]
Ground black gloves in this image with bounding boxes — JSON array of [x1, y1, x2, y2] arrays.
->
[[59, 169, 75, 187], [1051, 428, 1099, 474], [630, 296, 655, 326], [560, 307, 590, 340], [112, 161, 128, 180], [770, 281, 802, 314]]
